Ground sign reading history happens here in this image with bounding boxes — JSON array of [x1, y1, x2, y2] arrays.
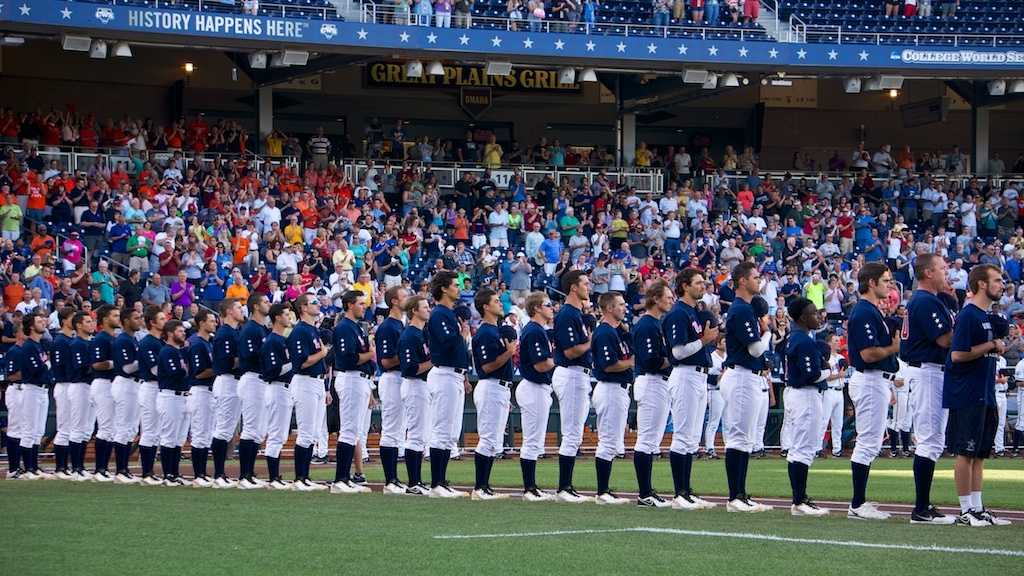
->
[[759, 79, 819, 108], [365, 62, 581, 92]]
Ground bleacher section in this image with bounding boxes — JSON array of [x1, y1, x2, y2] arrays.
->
[[779, 0, 1024, 45]]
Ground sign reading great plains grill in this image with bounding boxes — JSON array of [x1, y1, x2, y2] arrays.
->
[[366, 63, 581, 92]]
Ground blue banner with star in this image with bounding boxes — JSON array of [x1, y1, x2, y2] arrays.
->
[[5, 0, 1024, 70]]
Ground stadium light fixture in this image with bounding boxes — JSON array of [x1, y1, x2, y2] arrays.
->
[[702, 72, 719, 89], [89, 40, 107, 59], [485, 61, 513, 76], [580, 68, 598, 82], [888, 89, 899, 99], [184, 62, 195, 74], [1010, 79, 1024, 94], [406, 60, 424, 78], [2, 36, 25, 46], [113, 42, 132, 58], [62, 34, 92, 52], [844, 77, 862, 94], [427, 61, 445, 76], [988, 79, 1006, 96], [721, 73, 740, 87], [682, 69, 709, 84], [558, 67, 576, 85], [249, 52, 268, 69]]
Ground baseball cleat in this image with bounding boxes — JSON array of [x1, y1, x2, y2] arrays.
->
[[792, 500, 830, 517], [329, 480, 362, 494], [191, 475, 213, 488], [405, 483, 431, 496], [33, 470, 55, 480], [250, 477, 268, 488], [848, 502, 891, 521], [72, 470, 93, 482], [5, 469, 24, 480], [163, 476, 189, 487], [956, 510, 991, 527], [19, 470, 42, 481], [427, 484, 461, 499], [212, 476, 235, 489], [352, 473, 367, 485], [91, 470, 114, 483], [310, 456, 329, 465], [142, 474, 165, 486], [268, 478, 292, 491], [114, 472, 140, 485], [704, 450, 719, 460], [556, 487, 589, 504], [292, 479, 320, 492], [383, 482, 407, 495], [726, 498, 761, 513], [692, 495, 717, 509], [54, 469, 75, 481], [471, 488, 509, 501], [523, 488, 556, 502], [976, 509, 1012, 526], [637, 494, 671, 508], [910, 505, 956, 525], [237, 477, 262, 490], [748, 498, 773, 512], [595, 492, 629, 505], [671, 493, 703, 510]]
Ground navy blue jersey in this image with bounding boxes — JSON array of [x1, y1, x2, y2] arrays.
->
[[212, 324, 240, 377], [112, 332, 139, 379], [186, 334, 215, 388], [553, 303, 593, 369], [426, 304, 470, 370], [259, 333, 292, 383], [138, 334, 164, 381], [900, 290, 953, 365], [633, 314, 671, 377], [719, 282, 735, 314], [473, 322, 514, 381], [69, 336, 92, 383], [785, 327, 825, 389], [333, 317, 375, 375], [4, 345, 21, 381], [238, 320, 269, 374], [19, 339, 53, 386], [724, 298, 764, 371], [89, 331, 115, 380], [593, 321, 633, 385], [157, 345, 189, 392], [375, 317, 404, 371], [52, 332, 74, 383], [398, 325, 430, 380], [944, 303, 996, 409], [663, 301, 711, 368], [287, 320, 327, 378], [518, 321, 554, 385], [847, 299, 898, 373]]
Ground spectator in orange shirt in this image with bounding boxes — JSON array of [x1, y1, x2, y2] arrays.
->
[[225, 268, 250, 301], [24, 174, 46, 232], [30, 224, 56, 259], [3, 272, 24, 310], [231, 234, 250, 266]]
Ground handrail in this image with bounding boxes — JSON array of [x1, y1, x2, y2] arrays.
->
[[803, 26, 1024, 47], [788, 13, 806, 42]]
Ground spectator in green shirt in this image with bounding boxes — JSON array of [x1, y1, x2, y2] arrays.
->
[[90, 259, 118, 305], [0, 195, 22, 242], [803, 271, 827, 310], [559, 207, 580, 243], [127, 229, 152, 274]]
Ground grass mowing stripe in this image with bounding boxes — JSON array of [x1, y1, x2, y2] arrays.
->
[[435, 526, 1024, 557]]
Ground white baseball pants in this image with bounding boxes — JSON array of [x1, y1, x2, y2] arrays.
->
[[53, 382, 71, 447], [780, 387, 793, 452], [401, 378, 429, 453], [592, 382, 628, 462], [753, 379, 770, 452], [552, 366, 592, 458], [378, 372, 405, 449], [427, 367, 464, 451], [111, 376, 140, 445], [237, 372, 268, 443], [473, 379, 512, 458], [67, 382, 93, 444], [785, 387, 823, 467], [157, 390, 189, 448], [263, 382, 294, 459], [907, 365, 947, 462], [187, 386, 214, 449], [849, 371, 890, 467], [516, 380, 553, 461], [819, 388, 845, 453], [291, 374, 325, 449], [335, 372, 373, 446], [720, 367, 761, 453], [4, 384, 22, 443], [212, 375, 241, 442], [137, 381, 160, 447], [91, 378, 115, 442], [669, 367, 708, 455], [995, 391, 1007, 453], [703, 388, 724, 452], [633, 374, 671, 455], [18, 384, 48, 448]]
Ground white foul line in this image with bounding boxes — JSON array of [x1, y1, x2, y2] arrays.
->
[[434, 527, 1024, 558]]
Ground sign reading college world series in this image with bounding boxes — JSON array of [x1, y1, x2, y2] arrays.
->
[[7, 0, 1024, 71]]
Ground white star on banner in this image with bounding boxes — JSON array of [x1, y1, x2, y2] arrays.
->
[[797, 48, 807, 59], [677, 44, 688, 54], [827, 49, 838, 60], [459, 34, 469, 45], [647, 42, 657, 54], [616, 41, 626, 52], [60, 6, 72, 19], [586, 40, 595, 51], [768, 48, 778, 58], [859, 50, 869, 61], [523, 37, 534, 48], [19, 2, 30, 15], [708, 45, 718, 56], [491, 36, 502, 46], [399, 31, 410, 42], [427, 32, 437, 43], [738, 46, 748, 57], [356, 28, 368, 39], [554, 39, 565, 50]]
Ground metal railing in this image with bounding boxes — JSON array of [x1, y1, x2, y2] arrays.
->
[[340, 159, 665, 194], [791, 21, 1024, 46], [362, 4, 772, 40], [705, 168, 1024, 191], [3, 145, 299, 177]]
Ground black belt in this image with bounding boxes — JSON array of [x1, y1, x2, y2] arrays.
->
[[439, 366, 468, 375], [675, 365, 710, 374], [907, 362, 942, 369], [118, 375, 144, 384], [828, 386, 844, 391], [639, 373, 670, 381], [162, 389, 189, 396], [855, 369, 897, 381], [271, 381, 290, 389], [560, 365, 592, 376], [490, 379, 514, 388]]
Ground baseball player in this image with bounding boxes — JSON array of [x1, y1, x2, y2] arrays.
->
[[846, 262, 899, 521], [703, 336, 726, 459], [750, 297, 776, 459], [89, 305, 120, 481], [425, 270, 471, 498], [237, 293, 271, 488], [945, 264, 1011, 526], [51, 307, 77, 479], [137, 306, 167, 485], [887, 359, 912, 458], [898, 254, 956, 524], [664, 270, 719, 509], [818, 333, 847, 458], [11, 313, 53, 478], [591, 292, 632, 505], [68, 311, 95, 481], [260, 303, 295, 490], [157, 319, 191, 486], [783, 298, 830, 517], [720, 262, 773, 513], [993, 355, 1008, 457], [3, 323, 24, 478], [287, 294, 332, 491], [186, 309, 218, 488], [470, 288, 516, 500], [211, 299, 245, 487], [330, 290, 376, 495], [551, 270, 593, 504], [111, 308, 144, 484], [516, 292, 556, 501], [376, 286, 408, 494], [399, 294, 433, 496], [630, 280, 674, 508]]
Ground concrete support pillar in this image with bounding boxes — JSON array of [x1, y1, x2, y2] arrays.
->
[[258, 86, 274, 140], [620, 112, 636, 168], [971, 105, 989, 175]]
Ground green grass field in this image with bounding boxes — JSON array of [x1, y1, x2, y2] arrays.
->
[[3, 457, 1022, 575]]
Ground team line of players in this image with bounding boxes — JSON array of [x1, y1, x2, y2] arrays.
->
[[0, 259, 1013, 524]]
